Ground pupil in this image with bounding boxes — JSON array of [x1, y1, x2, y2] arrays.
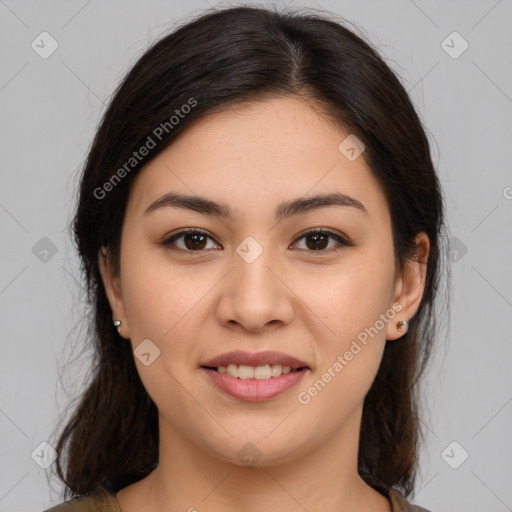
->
[[185, 233, 206, 250], [307, 233, 328, 250]]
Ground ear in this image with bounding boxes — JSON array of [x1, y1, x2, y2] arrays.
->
[[386, 232, 430, 340], [98, 246, 130, 339]]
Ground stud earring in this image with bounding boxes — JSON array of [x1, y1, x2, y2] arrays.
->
[[113, 319, 122, 329], [396, 320, 408, 332]]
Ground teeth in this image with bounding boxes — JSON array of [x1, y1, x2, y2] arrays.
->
[[217, 363, 296, 379]]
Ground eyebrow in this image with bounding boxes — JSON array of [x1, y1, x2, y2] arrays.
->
[[143, 191, 368, 221]]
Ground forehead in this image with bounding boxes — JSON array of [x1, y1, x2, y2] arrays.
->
[[126, 96, 389, 224]]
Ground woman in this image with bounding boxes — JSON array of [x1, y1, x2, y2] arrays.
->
[[44, 5, 447, 512]]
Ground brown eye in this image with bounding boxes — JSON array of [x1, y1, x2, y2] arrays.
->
[[292, 229, 351, 252], [161, 227, 351, 254], [162, 229, 219, 252]]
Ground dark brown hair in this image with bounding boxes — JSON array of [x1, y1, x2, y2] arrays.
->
[[51, 4, 448, 500]]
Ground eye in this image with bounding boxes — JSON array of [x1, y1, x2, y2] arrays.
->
[[291, 228, 352, 252], [161, 228, 219, 252], [160, 227, 351, 253]]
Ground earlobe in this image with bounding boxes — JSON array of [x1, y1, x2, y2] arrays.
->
[[386, 232, 430, 341], [98, 246, 129, 339]]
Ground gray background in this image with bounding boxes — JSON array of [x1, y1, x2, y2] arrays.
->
[[1, 0, 511, 510]]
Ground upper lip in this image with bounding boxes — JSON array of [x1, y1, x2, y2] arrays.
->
[[201, 350, 309, 370]]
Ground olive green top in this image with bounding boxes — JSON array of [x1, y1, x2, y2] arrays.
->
[[42, 482, 432, 511]]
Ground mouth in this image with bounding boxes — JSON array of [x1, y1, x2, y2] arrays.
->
[[201, 364, 308, 380], [199, 350, 310, 400], [200, 349, 311, 376], [199, 365, 309, 401]]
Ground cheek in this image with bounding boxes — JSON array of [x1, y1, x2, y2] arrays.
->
[[119, 238, 206, 339], [302, 249, 396, 342], [298, 247, 395, 399], [118, 243, 210, 409], [119, 241, 222, 393], [296, 273, 393, 423]]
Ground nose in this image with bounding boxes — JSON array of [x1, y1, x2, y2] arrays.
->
[[216, 247, 295, 333]]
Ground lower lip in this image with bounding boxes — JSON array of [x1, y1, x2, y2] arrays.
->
[[200, 367, 308, 401]]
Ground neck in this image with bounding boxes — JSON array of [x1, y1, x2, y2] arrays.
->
[[121, 406, 391, 512]]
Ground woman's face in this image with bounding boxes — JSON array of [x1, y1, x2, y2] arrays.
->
[[100, 95, 427, 467]]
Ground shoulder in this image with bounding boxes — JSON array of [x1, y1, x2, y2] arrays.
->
[[41, 488, 120, 512], [388, 487, 432, 512], [361, 472, 432, 512]]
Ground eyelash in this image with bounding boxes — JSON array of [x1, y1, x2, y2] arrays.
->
[[160, 227, 352, 254]]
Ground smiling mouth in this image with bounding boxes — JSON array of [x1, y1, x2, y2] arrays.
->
[[202, 364, 308, 380], [199, 364, 309, 401]]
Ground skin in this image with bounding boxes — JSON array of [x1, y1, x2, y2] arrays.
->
[[99, 95, 429, 512]]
